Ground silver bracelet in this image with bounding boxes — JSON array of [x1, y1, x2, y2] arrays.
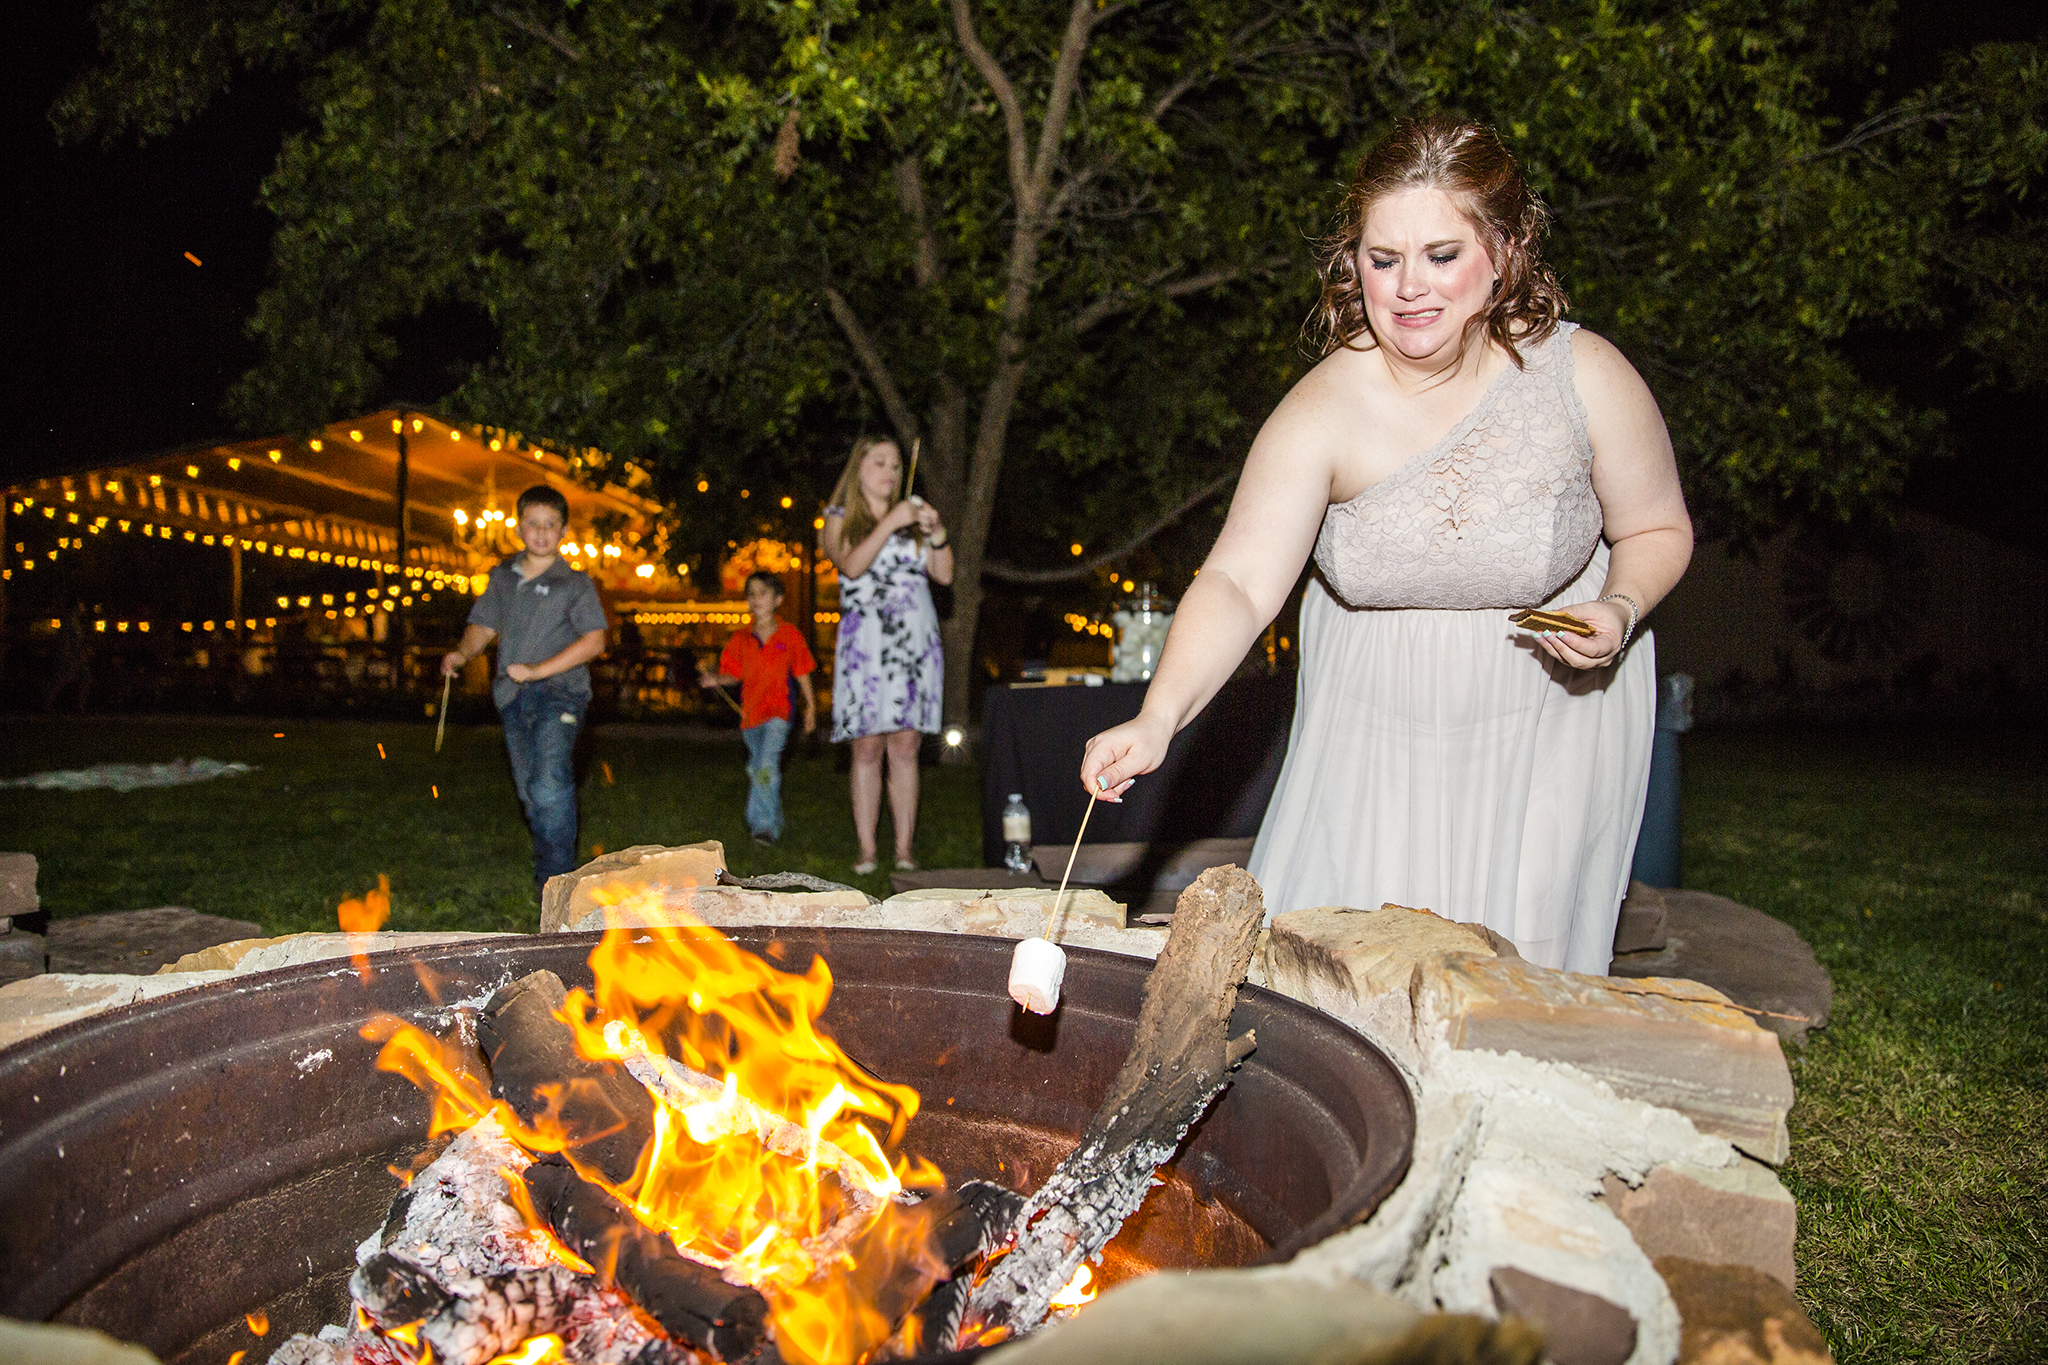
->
[[1599, 593, 1640, 653]]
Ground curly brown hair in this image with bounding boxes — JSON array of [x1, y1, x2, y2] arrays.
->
[[1307, 116, 1568, 369]]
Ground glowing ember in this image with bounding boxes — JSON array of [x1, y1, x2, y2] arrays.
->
[[486, 1335, 567, 1365], [245, 1309, 271, 1335], [1048, 1262, 1097, 1312], [370, 900, 949, 1365]]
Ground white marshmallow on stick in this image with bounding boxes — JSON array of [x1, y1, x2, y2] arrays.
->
[[1008, 787, 1101, 1015]]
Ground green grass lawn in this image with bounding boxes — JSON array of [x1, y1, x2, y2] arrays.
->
[[1, 717, 2040, 1362], [0, 716, 982, 933], [1680, 727, 2045, 1365]]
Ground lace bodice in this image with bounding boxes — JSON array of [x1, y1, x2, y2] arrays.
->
[[1314, 323, 1603, 610]]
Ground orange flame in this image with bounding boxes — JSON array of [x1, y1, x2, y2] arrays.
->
[[339, 874, 393, 933], [245, 1310, 270, 1335], [339, 874, 393, 983], [373, 901, 949, 1365]]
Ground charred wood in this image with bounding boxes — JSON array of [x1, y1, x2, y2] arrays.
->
[[524, 1152, 778, 1364], [478, 970, 657, 1188], [960, 865, 1266, 1343]]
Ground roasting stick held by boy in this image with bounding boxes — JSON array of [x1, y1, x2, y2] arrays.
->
[[699, 571, 818, 846]]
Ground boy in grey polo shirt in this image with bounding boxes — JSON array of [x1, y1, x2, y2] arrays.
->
[[442, 485, 608, 888]]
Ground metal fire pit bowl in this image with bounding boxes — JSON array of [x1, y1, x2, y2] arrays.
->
[[0, 929, 1413, 1364]]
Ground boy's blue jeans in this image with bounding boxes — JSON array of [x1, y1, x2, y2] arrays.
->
[[742, 717, 791, 839], [500, 679, 587, 883]]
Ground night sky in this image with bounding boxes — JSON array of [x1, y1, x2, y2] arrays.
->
[[8, 4, 2041, 547]]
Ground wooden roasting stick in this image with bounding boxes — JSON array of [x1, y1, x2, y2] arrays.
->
[[435, 670, 453, 752], [960, 865, 1266, 1347]]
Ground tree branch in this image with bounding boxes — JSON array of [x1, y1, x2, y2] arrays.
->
[[824, 286, 921, 446], [951, 0, 1030, 203], [982, 469, 1238, 582], [1025, 0, 1104, 217], [894, 157, 944, 289], [1791, 99, 1960, 165], [488, 5, 584, 63], [1071, 258, 1290, 335]]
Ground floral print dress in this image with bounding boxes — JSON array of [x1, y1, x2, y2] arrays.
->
[[829, 520, 944, 741]]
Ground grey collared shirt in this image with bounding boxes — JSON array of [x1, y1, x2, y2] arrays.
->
[[467, 554, 609, 708]]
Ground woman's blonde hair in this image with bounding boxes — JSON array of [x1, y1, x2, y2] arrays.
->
[[1307, 116, 1568, 368], [823, 436, 909, 552]]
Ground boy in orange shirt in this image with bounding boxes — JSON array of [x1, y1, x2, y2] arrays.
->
[[699, 571, 818, 845]]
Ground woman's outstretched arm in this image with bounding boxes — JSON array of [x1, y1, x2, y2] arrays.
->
[[1080, 381, 1339, 797]]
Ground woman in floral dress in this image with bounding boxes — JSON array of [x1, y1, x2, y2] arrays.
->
[[821, 438, 953, 873]]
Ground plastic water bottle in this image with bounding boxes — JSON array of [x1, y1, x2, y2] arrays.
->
[[1002, 794, 1033, 873]]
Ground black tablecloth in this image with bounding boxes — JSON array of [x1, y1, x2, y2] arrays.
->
[[979, 676, 1295, 867]]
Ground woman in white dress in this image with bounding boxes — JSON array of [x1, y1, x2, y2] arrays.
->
[[1081, 118, 1693, 973], [822, 437, 953, 874]]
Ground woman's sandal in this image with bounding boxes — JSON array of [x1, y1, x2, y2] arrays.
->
[[852, 858, 879, 876], [894, 857, 919, 873]]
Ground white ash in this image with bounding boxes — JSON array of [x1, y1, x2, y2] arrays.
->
[[267, 1114, 702, 1365]]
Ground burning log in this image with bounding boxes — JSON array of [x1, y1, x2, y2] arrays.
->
[[477, 965, 1017, 1360], [477, 969, 659, 1188], [480, 969, 903, 1260], [959, 865, 1266, 1345], [523, 1153, 777, 1363]]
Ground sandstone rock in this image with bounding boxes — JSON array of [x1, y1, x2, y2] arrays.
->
[[0, 971, 229, 1051], [890, 884, 1127, 931], [0, 932, 516, 1050], [1490, 1265, 1638, 1365], [45, 907, 264, 975], [0, 851, 37, 916], [1264, 904, 1501, 1077], [986, 1265, 1543, 1365], [1609, 891, 1832, 1045], [160, 936, 295, 973], [1287, 1091, 1484, 1301], [538, 841, 727, 932], [1613, 882, 1669, 955], [1601, 1159, 1797, 1289], [1429, 1165, 1679, 1365], [219, 931, 516, 975], [1654, 1257, 1832, 1365], [0, 1316, 164, 1365], [566, 887, 1170, 961], [1417, 955, 1794, 1165]]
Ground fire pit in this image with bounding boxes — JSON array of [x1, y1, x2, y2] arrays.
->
[[0, 928, 1413, 1364]]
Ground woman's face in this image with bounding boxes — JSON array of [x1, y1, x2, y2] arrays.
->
[[858, 442, 902, 505], [1356, 187, 1499, 366]]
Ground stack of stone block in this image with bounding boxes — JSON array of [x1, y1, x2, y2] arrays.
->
[[1268, 904, 1818, 1365], [0, 853, 45, 986]]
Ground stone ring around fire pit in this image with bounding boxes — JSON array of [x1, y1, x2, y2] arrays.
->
[[0, 927, 1414, 1365]]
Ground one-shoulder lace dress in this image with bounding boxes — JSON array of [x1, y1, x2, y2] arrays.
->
[[1245, 323, 1656, 973], [828, 521, 944, 742]]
